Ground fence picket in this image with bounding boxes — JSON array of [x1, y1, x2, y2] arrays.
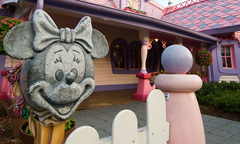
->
[[65, 126, 99, 144], [147, 89, 169, 144], [65, 89, 169, 144], [112, 110, 139, 144]]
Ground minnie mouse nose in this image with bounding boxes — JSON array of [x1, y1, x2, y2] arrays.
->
[[66, 72, 76, 85]]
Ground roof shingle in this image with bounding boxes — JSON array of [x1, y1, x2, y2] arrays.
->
[[162, 0, 240, 31]]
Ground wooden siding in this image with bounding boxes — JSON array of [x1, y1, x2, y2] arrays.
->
[[219, 75, 240, 83], [4, 56, 23, 68], [93, 53, 138, 85]]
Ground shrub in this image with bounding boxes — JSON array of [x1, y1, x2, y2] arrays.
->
[[196, 81, 240, 114], [213, 90, 240, 114], [0, 17, 24, 55]]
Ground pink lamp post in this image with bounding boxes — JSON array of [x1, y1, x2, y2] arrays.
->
[[155, 45, 205, 144]]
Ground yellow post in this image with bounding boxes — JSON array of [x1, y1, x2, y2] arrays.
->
[[34, 121, 65, 144], [50, 123, 65, 144]]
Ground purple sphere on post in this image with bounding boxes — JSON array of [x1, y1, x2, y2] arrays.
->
[[161, 45, 193, 74]]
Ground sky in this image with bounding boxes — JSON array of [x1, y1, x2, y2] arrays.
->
[[154, 0, 187, 7]]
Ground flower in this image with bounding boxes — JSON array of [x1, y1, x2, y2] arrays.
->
[[0, 16, 25, 55], [7, 62, 30, 119], [6, 62, 24, 86], [1, 70, 8, 76], [12, 95, 26, 118], [195, 51, 213, 66], [7, 74, 19, 86]]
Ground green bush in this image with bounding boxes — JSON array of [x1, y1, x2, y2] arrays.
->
[[196, 81, 240, 114], [213, 90, 240, 114]]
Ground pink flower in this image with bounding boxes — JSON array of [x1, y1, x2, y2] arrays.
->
[[9, 24, 13, 28], [3, 31, 5, 34], [12, 22, 15, 24], [7, 74, 19, 86]]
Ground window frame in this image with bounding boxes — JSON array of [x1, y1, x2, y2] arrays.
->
[[130, 41, 141, 70], [126, 0, 140, 10], [221, 45, 236, 69]]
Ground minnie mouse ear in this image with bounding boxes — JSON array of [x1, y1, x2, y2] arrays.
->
[[90, 29, 109, 59], [3, 22, 36, 59]]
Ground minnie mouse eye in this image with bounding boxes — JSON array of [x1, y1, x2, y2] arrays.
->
[[55, 69, 64, 81]]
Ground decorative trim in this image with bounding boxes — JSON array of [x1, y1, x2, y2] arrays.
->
[[148, 0, 164, 11], [164, 0, 208, 15], [234, 32, 240, 46], [160, 40, 167, 49], [216, 40, 239, 75], [147, 39, 154, 50], [94, 83, 138, 91], [190, 46, 194, 53], [201, 25, 240, 35]]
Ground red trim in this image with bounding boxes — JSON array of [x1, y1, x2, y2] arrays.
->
[[221, 45, 236, 69], [136, 73, 152, 79], [133, 93, 148, 101], [164, 0, 208, 15]]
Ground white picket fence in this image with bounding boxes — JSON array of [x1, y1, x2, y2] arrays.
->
[[65, 89, 169, 144]]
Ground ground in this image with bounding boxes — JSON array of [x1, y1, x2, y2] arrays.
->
[[0, 89, 240, 144]]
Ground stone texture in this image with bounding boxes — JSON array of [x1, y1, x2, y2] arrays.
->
[[3, 9, 109, 125]]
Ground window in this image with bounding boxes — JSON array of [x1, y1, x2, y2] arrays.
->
[[112, 41, 127, 69], [111, 38, 158, 74], [146, 48, 154, 70], [127, 0, 140, 9], [221, 45, 236, 69], [130, 41, 141, 70]]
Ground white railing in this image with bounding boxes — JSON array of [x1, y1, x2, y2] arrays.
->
[[65, 89, 169, 144]]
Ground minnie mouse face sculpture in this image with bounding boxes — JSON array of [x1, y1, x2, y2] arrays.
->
[[3, 10, 108, 125]]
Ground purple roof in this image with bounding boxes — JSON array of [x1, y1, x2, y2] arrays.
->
[[162, 0, 240, 31]]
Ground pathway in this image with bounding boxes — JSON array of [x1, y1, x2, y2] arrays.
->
[[72, 102, 240, 144]]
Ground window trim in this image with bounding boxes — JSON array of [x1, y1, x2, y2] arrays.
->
[[126, 0, 140, 10], [221, 45, 236, 69], [130, 41, 141, 70]]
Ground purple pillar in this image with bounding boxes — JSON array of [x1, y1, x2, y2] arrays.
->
[[0, 55, 6, 88]]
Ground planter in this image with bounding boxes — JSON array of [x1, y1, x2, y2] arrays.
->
[[64, 121, 76, 142], [123, 7, 147, 15], [19, 122, 34, 144], [19, 121, 76, 143]]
